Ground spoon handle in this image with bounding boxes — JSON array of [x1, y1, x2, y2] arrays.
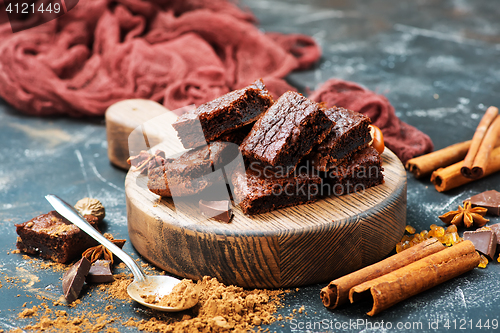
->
[[45, 194, 146, 282]]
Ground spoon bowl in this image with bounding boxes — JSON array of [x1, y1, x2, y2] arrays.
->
[[127, 276, 198, 312], [45, 194, 199, 312]]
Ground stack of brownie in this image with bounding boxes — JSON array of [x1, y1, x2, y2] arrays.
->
[[147, 79, 384, 215], [147, 79, 273, 198]]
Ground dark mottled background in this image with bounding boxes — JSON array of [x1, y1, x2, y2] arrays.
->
[[1, 0, 500, 332]]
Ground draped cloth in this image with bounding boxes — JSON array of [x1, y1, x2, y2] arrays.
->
[[0, 0, 432, 161], [0, 0, 318, 116], [309, 79, 434, 163]]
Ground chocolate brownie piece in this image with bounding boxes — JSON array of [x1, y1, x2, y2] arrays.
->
[[307, 107, 371, 171], [172, 79, 273, 149], [240, 91, 334, 175], [231, 165, 323, 215], [15, 211, 100, 264], [322, 146, 384, 196], [216, 123, 253, 146], [148, 141, 239, 197]]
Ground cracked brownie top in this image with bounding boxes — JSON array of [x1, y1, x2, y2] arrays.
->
[[239, 91, 334, 174]]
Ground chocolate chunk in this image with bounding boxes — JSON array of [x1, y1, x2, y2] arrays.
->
[[463, 230, 497, 260], [488, 224, 500, 246], [465, 190, 500, 216], [62, 257, 91, 303], [86, 260, 114, 284], [199, 200, 233, 222]]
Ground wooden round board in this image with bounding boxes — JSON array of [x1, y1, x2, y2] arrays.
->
[[126, 147, 407, 289]]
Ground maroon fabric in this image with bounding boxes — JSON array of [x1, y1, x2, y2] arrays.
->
[[0, 0, 316, 117], [309, 79, 434, 163], [0, 0, 433, 162]]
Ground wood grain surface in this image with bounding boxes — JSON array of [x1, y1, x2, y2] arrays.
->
[[125, 144, 407, 288], [105, 99, 180, 170], [108, 99, 407, 288]]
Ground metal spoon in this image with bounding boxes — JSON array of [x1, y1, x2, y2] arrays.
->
[[45, 194, 198, 312]]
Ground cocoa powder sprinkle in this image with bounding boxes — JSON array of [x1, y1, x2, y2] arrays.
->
[[124, 276, 287, 332], [9, 250, 296, 332]]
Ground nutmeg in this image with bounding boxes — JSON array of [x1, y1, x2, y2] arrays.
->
[[74, 198, 105, 222]]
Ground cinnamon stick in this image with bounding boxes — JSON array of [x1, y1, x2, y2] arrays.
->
[[349, 240, 479, 316], [471, 115, 500, 178], [320, 238, 445, 310], [431, 146, 500, 192], [406, 140, 471, 178], [461, 106, 498, 178]]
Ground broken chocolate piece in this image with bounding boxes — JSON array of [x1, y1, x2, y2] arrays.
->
[[465, 190, 500, 216], [488, 224, 500, 247], [62, 257, 91, 303], [199, 200, 233, 222], [463, 229, 497, 260], [86, 260, 114, 284]]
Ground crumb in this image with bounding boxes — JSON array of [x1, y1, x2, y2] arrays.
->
[[18, 306, 38, 318]]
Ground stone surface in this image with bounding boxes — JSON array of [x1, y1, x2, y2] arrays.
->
[[1, 0, 500, 331]]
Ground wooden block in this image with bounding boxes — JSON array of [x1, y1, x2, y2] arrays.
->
[[114, 98, 408, 288], [126, 144, 407, 288], [105, 99, 180, 170]]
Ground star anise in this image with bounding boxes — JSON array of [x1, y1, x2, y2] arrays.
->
[[82, 235, 126, 265], [127, 150, 168, 174], [439, 201, 489, 228]]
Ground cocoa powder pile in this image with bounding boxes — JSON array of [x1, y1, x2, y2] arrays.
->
[[142, 278, 199, 309], [7, 253, 293, 332], [124, 276, 288, 332]]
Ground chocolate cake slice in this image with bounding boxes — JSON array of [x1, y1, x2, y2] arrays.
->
[[239, 91, 334, 175], [322, 146, 384, 196], [172, 79, 273, 149], [15, 211, 100, 263], [308, 107, 371, 171], [216, 123, 254, 146], [231, 165, 323, 215], [148, 141, 239, 197]]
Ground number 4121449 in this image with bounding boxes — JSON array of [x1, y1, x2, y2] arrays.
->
[[5, 2, 61, 14], [443, 319, 499, 330]]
